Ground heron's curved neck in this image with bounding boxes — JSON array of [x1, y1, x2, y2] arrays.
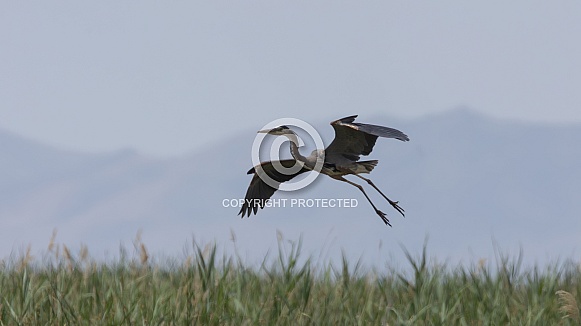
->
[[285, 133, 308, 163]]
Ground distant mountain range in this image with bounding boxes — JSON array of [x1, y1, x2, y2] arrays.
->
[[1, 109, 579, 266]]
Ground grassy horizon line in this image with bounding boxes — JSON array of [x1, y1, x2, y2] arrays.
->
[[1, 233, 579, 324]]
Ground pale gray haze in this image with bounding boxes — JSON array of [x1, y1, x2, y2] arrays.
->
[[1, 2, 580, 265]]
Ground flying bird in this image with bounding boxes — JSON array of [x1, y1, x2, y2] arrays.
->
[[239, 115, 409, 226]]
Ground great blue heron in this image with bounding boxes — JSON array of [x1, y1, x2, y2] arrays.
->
[[239, 115, 409, 226]]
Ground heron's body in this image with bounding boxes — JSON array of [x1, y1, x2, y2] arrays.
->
[[324, 160, 378, 175], [239, 115, 409, 226]]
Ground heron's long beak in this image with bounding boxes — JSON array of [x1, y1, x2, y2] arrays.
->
[[257, 129, 271, 134]]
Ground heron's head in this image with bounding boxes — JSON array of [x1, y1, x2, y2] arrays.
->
[[257, 125, 295, 136]]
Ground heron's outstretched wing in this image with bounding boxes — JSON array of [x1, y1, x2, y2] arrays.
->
[[325, 115, 409, 162], [239, 159, 309, 217]]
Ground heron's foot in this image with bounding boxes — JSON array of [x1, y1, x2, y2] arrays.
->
[[388, 200, 405, 217], [375, 209, 392, 227]]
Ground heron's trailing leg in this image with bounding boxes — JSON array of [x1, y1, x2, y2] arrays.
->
[[354, 174, 405, 217], [335, 176, 391, 226]]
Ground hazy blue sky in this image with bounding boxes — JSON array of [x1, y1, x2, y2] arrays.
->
[[2, 1, 580, 157]]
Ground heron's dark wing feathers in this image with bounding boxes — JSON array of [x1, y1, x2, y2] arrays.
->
[[353, 123, 410, 142], [239, 159, 309, 217], [325, 115, 409, 162]]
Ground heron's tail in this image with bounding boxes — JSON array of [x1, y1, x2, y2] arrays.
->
[[358, 160, 378, 173]]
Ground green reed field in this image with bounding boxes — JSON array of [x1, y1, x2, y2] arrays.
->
[[0, 234, 579, 325]]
